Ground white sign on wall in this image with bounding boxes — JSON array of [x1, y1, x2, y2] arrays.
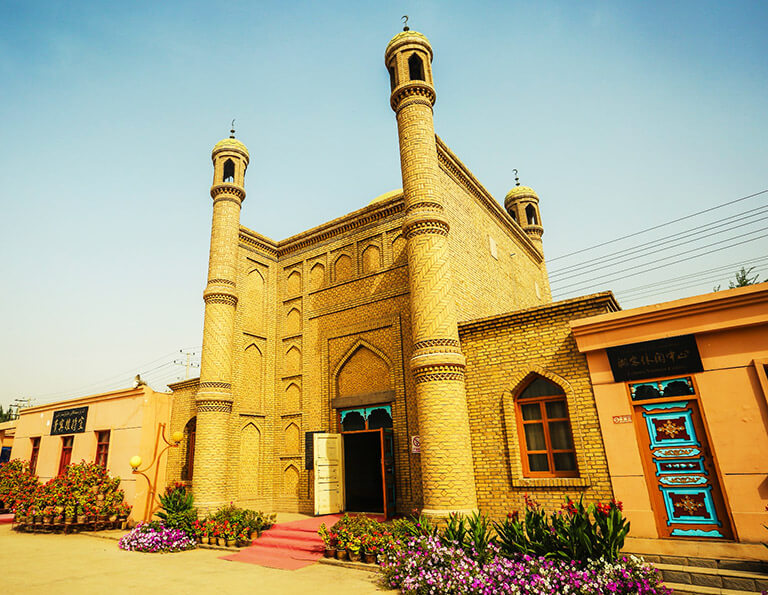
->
[[411, 435, 421, 453]]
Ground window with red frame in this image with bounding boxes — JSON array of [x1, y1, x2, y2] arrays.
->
[[515, 376, 578, 477], [95, 431, 110, 468], [30, 437, 41, 474], [58, 435, 74, 475]]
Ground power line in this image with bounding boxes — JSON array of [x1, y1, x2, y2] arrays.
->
[[551, 232, 768, 298], [548, 188, 768, 263], [549, 205, 768, 279], [614, 255, 768, 297], [30, 346, 202, 402]]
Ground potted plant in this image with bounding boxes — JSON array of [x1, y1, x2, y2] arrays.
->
[[236, 527, 251, 547], [347, 536, 361, 562], [318, 523, 336, 558]]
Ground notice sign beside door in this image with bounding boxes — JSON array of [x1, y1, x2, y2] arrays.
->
[[411, 435, 420, 453]]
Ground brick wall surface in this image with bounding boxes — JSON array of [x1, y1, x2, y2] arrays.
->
[[460, 294, 617, 518]]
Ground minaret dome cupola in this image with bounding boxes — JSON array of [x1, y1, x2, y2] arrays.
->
[[505, 180, 544, 249], [211, 128, 249, 190], [385, 28, 435, 110]]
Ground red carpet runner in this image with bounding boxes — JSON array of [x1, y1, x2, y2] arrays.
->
[[219, 514, 344, 570]]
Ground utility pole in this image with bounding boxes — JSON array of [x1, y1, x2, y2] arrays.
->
[[174, 351, 200, 381]]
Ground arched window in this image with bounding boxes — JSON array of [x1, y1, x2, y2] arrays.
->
[[223, 159, 235, 183], [515, 376, 577, 477], [388, 66, 396, 91], [408, 53, 425, 81], [182, 417, 196, 481], [525, 204, 538, 225]]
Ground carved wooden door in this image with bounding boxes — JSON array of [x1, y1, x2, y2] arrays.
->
[[634, 396, 732, 539]]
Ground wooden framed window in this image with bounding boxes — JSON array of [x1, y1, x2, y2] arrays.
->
[[30, 437, 41, 474], [58, 435, 74, 475], [95, 430, 110, 468], [515, 377, 578, 477]]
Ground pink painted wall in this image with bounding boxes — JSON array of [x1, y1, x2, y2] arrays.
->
[[572, 284, 768, 544], [10, 386, 173, 522]]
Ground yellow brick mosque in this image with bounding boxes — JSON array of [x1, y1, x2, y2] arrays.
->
[[166, 27, 617, 519]]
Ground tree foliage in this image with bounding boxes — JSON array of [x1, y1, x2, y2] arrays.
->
[[713, 266, 761, 291]]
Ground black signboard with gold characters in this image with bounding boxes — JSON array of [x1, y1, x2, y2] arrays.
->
[[606, 335, 703, 382], [50, 406, 88, 435]]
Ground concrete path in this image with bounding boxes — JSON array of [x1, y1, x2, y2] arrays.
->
[[0, 524, 387, 594]]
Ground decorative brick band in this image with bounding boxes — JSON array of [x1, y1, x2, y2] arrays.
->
[[391, 83, 436, 111], [406, 200, 445, 215], [212, 195, 243, 207], [413, 364, 465, 384], [203, 293, 238, 306], [196, 399, 233, 414], [404, 219, 449, 239], [413, 338, 461, 352], [199, 381, 232, 390], [210, 184, 246, 201], [207, 278, 235, 286]]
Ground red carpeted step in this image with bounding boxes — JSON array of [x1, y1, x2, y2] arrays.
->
[[221, 513, 384, 570]]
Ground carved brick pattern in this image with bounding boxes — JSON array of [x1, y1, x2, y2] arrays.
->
[[413, 364, 465, 384], [406, 202, 443, 214], [208, 278, 235, 286], [212, 196, 243, 207], [211, 184, 246, 200], [391, 83, 436, 111], [197, 400, 233, 414], [404, 220, 449, 239], [203, 293, 238, 306], [199, 381, 232, 390], [413, 338, 460, 351]]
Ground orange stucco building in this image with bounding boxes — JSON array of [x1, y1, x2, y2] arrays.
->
[[571, 283, 768, 553], [9, 385, 174, 521]]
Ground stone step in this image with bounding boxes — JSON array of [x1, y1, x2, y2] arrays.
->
[[654, 562, 768, 594]]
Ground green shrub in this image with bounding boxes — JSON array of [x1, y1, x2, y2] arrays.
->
[[493, 495, 630, 563], [157, 482, 196, 534]]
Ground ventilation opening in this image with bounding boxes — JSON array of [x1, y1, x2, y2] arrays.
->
[[223, 159, 235, 183], [525, 204, 538, 225], [388, 66, 396, 91], [510, 209, 518, 223], [408, 53, 425, 81]]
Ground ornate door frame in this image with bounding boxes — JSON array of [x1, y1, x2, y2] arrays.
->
[[628, 375, 735, 540]]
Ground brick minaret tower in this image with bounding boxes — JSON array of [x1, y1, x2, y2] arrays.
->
[[385, 28, 478, 516], [193, 129, 249, 511], [505, 173, 544, 253]]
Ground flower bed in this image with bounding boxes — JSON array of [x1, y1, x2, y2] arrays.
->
[[318, 497, 669, 594], [118, 521, 196, 553], [2, 459, 131, 532], [380, 536, 669, 594]]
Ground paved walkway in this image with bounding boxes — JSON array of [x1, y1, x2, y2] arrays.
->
[[0, 524, 387, 594]]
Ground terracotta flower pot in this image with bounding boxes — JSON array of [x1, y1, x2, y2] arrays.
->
[[324, 547, 336, 558], [364, 552, 377, 564], [348, 550, 361, 562], [336, 549, 348, 561], [226, 539, 235, 548]]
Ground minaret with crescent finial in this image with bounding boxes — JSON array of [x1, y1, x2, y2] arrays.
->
[[385, 21, 479, 517], [193, 122, 249, 512]]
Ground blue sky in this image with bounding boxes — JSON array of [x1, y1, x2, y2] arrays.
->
[[1, 1, 766, 407]]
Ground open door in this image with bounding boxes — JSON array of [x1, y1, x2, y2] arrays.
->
[[313, 433, 344, 515], [381, 428, 396, 519]]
